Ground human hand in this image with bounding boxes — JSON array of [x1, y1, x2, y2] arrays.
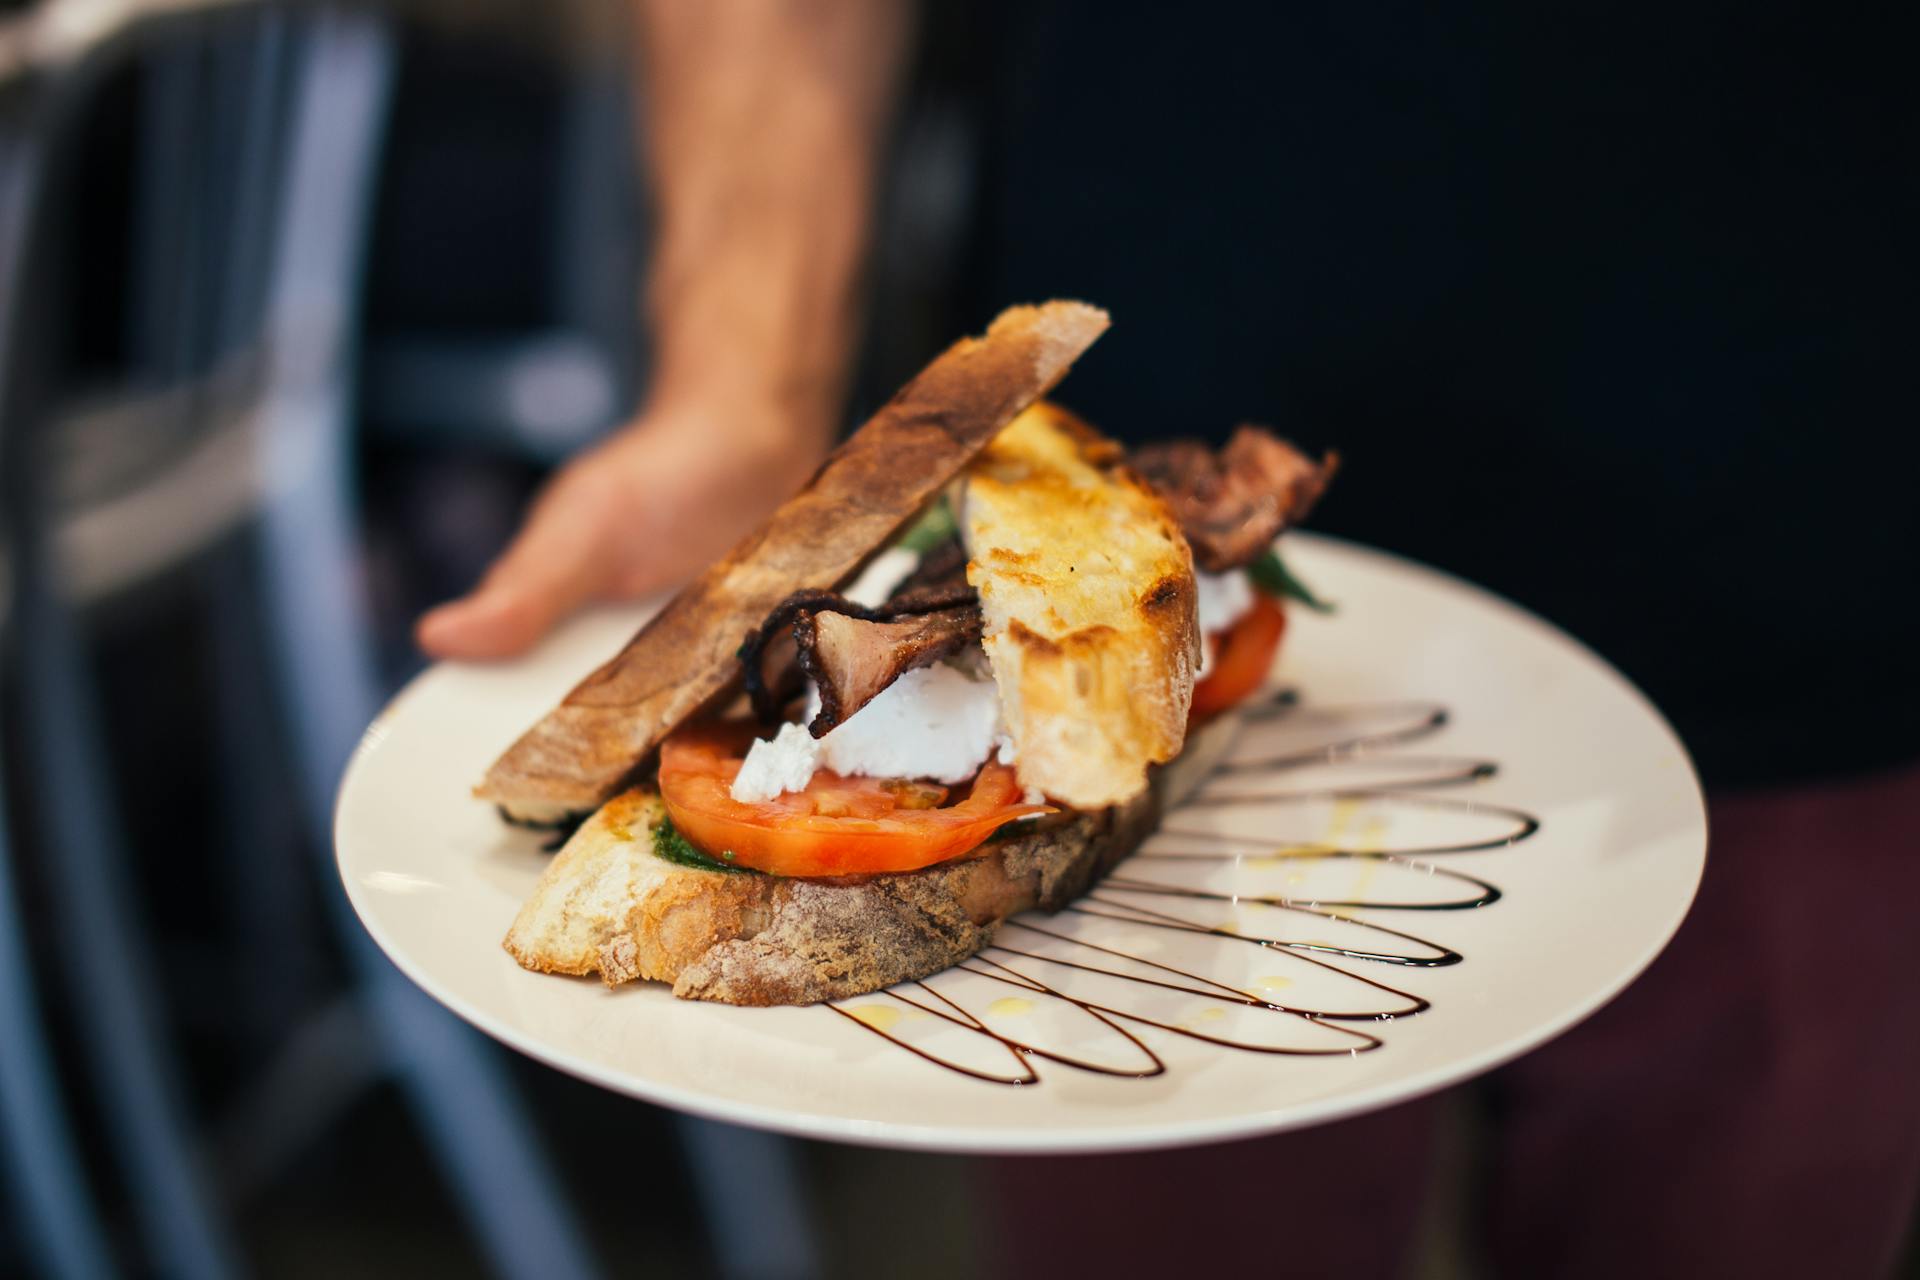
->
[[415, 401, 831, 660]]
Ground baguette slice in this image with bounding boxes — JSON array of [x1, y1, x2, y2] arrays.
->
[[959, 402, 1200, 810], [479, 301, 1110, 820], [503, 713, 1239, 1005]]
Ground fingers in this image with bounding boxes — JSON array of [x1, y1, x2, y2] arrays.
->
[[413, 408, 817, 661], [416, 469, 618, 660], [415, 585, 561, 661]]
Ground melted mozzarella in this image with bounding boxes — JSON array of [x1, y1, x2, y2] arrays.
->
[[730, 663, 1012, 802]]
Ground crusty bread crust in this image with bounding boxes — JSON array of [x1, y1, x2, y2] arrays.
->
[[501, 791, 770, 982], [479, 302, 1111, 819], [502, 714, 1239, 1006], [503, 793, 1149, 1005], [960, 402, 1199, 810], [670, 800, 1163, 1005]]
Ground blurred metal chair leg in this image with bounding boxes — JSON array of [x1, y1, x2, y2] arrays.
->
[[0, 67, 109, 1280], [6, 503, 242, 1280], [0, 759, 115, 1280]]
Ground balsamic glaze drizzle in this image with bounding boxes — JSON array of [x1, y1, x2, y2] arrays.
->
[[827, 690, 1541, 1084]]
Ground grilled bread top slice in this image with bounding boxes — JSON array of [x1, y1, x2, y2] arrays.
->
[[959, 402, 1199, 810]]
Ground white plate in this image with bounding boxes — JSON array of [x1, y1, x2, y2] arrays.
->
[[336, 533, 1705, 1153]]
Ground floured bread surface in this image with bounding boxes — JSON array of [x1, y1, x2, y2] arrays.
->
[[503, 791, 776, 985], [960, 402, 1200, 809]]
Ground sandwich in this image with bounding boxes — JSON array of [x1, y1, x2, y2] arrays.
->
[[488, 301, 1336, 1006]]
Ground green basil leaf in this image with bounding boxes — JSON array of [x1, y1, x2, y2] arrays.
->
[[1248, 550, 1336, 614], [895, 497, 957, 554]]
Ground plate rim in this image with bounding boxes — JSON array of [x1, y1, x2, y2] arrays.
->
[[335, 531, 1708, 1153]]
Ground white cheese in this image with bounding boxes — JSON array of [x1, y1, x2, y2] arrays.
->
[[728, 721, 824, 803], [1194, 568, 1257, 677], [729, 663, 1012, 802]]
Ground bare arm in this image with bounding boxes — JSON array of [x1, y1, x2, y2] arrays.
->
[[419, 0, 913, 659]]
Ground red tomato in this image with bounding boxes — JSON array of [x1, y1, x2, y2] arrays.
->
[[1190, 595, 1287, 721], [658, 722, 1053, 877]]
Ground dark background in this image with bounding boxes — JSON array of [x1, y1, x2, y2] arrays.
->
[[959, 1, 1920, 791]]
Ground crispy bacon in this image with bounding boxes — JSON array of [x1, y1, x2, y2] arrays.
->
[[737, 584, 980, 731], [1132, 426, 1339, 572]]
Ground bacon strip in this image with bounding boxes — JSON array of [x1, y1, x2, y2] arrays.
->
[[1131, 426, 1339, 572]]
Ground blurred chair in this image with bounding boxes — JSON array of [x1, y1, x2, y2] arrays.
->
[[0, 788, 111, 1280], [0, 39, 105, 1280], [0, 11, 244, 1277], [0, 2, 598, 1275]]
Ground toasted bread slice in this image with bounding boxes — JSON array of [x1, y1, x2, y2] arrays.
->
[[503, 714, 1239, 1005], [479, 301, 1110, 821], [959, 402, 1199, 810], [504, 792, 1147, 1004]]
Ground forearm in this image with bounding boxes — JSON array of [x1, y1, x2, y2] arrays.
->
[[633, 0, 913, 446]]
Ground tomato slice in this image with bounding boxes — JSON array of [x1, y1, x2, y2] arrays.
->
[[1190, 594, 1287, 721], [657, 722, 1053, 877]]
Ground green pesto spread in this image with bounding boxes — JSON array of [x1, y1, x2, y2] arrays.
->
[[651, 815, 762, 876]]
